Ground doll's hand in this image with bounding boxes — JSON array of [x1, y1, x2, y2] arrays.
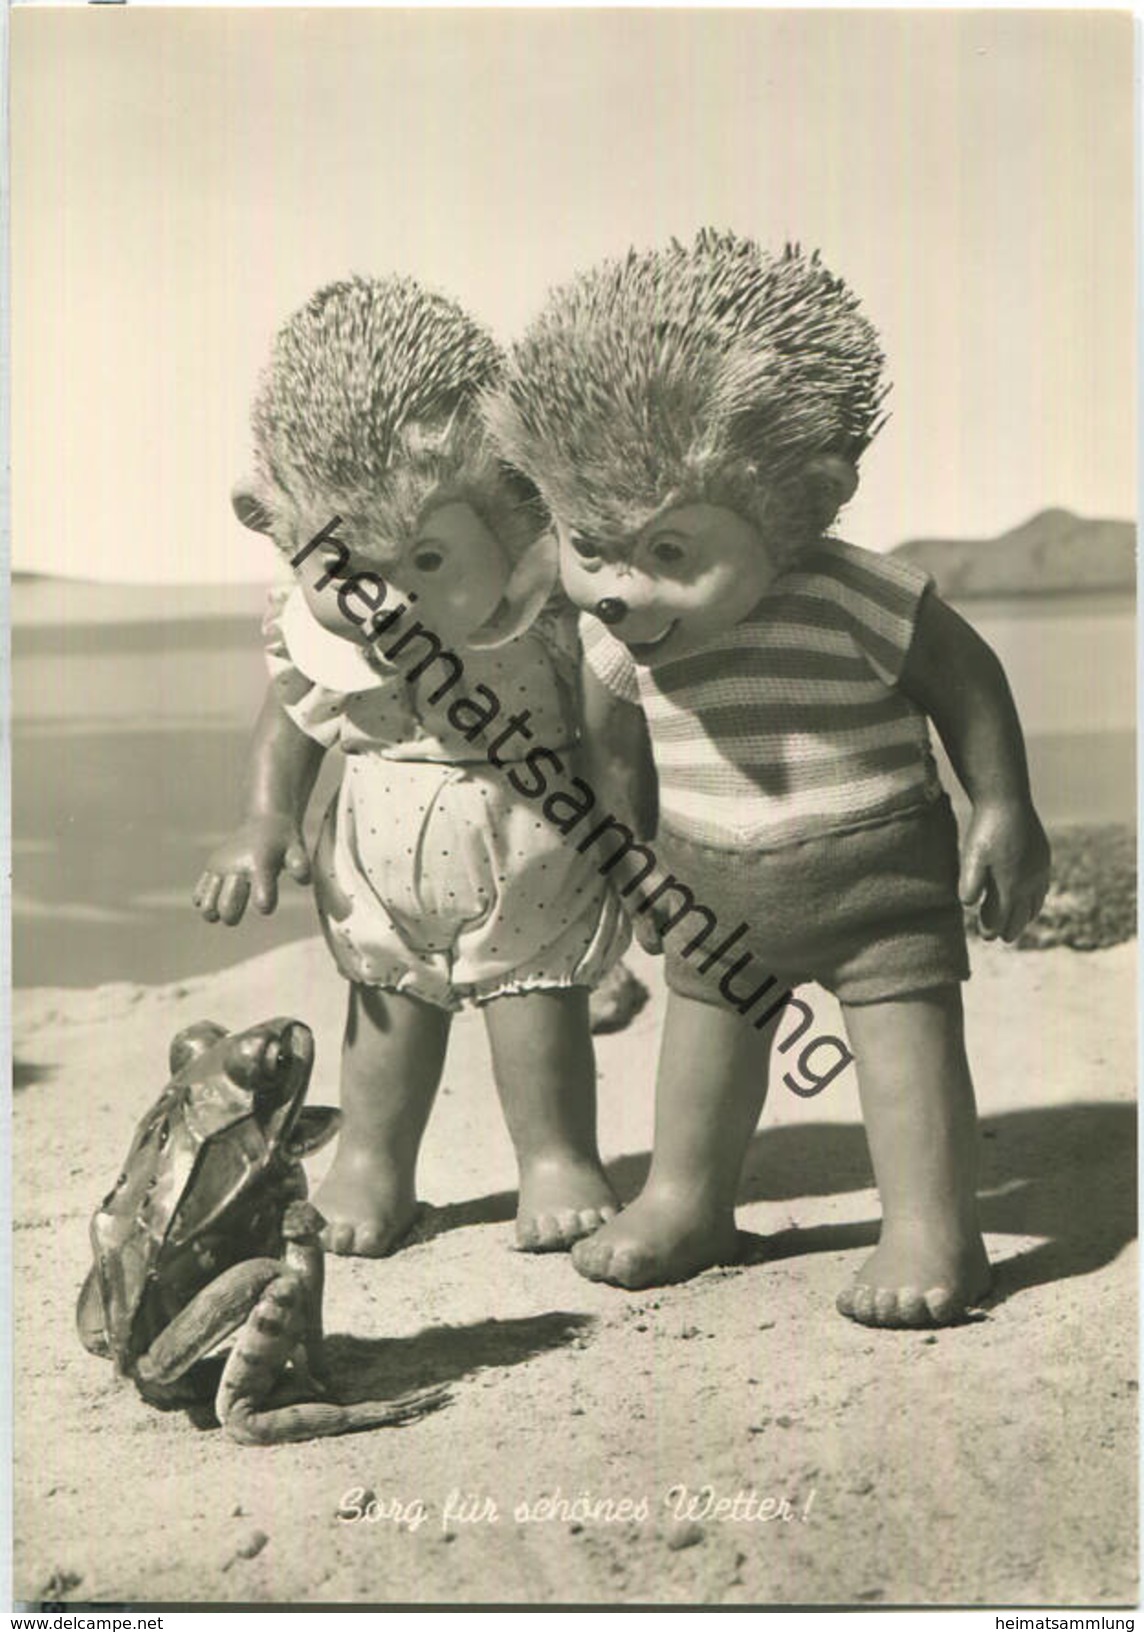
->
[[620, 870, 672, 956], [193, 815, 311, 926], [959, 799, 1051, 942], [630, 907, 665, 957]]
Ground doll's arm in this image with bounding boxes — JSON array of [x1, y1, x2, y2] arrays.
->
[[579, 664, 665, 952], [193, 685, 323, 926], [898, 592, 1051, 941]]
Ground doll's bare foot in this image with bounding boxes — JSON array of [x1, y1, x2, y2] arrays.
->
[[570, 1187, 740, 1288], [515, 1156, 620, 1252], [315, 1150, 423, 1258], [836, 1228, 992, 1328], [484, 988, 620, 1252], [839, 990, 993, 1328]]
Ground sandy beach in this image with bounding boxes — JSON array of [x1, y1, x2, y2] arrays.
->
[[12, 6, 1137, 1609], [13, 933, 1137, 1607]]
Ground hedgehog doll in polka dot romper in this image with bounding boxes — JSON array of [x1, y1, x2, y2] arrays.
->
[[194, 277, 630, 1257]]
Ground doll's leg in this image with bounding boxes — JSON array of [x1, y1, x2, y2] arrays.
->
[[836, 984, 991, 1327], [317, 982, 450, 1257], [572, 991, 778, 1288], [483, 987, 619, 1251]]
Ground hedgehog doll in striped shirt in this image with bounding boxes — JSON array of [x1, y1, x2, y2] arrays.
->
[[484, 233, 1051, 1326]]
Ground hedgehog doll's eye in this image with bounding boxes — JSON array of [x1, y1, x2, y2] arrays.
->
[[569, 534, 602, 561], [650, 538, 687, 566], [412, 549, 444, 573]]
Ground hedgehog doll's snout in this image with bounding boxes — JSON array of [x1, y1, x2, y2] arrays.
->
[[595, 597, 628, 626]]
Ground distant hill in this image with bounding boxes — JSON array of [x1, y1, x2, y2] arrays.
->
[[892, 510, 1136, 598], [10, 574, 271, 627], [11, 508, 1137, 620]]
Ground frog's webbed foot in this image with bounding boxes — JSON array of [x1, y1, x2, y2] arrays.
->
[[216, 1272, 450, 1446], [223, 1378, 452, 1445]]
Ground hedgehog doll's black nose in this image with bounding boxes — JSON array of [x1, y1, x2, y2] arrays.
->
[[595, 597, 628, 626]]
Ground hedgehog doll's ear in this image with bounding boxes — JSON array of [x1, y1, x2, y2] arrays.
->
[[231, 480, 277, 536], [802, 456, 859, 533], [467, 531, 559, 649]]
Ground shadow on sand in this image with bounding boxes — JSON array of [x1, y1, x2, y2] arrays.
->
[[152, 1101, 1131, 1434], [324, 1310, 595, 1404], [170, 1310, 595, 1432], [408, 1101, 1136, 1312], [13, 1059, 57, 1091]]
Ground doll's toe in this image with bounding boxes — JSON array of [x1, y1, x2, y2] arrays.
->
[[515, 1209, 590, 1251], [323, 1222, 357, 1256], [874, 1287, 903, 1325], [923, 1285, 960, 1324], [894, 1287, 929, 1326], [842, 1284, 878, 1324], [351, 1223, 392, 1257]]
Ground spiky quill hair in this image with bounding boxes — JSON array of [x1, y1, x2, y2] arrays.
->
[[483, 232, 889, 561], [246, 276, 544, 563]]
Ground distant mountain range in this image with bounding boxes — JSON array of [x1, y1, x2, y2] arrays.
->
[[10, 573, 270, 628], [10, 509, 1137, 623], [892, 509, 1135, 598]]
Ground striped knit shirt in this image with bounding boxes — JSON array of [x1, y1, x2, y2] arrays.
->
[[580, 538, 943, 849]]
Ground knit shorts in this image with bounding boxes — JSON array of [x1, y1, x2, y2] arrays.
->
[[653, 794, 970, 1011], [311, 753, 630, 1011]]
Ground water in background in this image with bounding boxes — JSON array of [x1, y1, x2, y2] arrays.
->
[[937, 592, 1135, 832], [14, 616, 328, 988], [12, 594, 1135, 989]]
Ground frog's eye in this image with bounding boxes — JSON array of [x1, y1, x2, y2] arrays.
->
[[169, 1020, 228, 1076], [223, 1032, 269, 1090], [650, 538, 687, 566], [412, 548, 444, 574]]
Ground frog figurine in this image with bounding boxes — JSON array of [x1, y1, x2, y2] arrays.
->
[[77, 1016, 446, 1445]]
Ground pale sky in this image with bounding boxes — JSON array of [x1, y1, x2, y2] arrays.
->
[[11, 8, 1137, 585]]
